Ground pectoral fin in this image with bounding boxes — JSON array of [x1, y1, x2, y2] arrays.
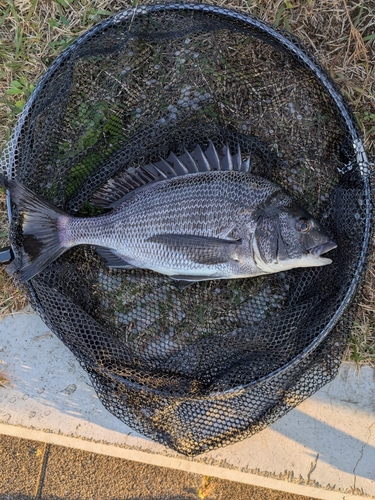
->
[[147, 234, 241, 265]]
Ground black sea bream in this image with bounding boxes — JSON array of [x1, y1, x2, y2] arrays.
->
[[2, 142, 336, 283]]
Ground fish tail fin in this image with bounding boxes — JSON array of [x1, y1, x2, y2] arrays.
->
[[4, 177, 70, 281]]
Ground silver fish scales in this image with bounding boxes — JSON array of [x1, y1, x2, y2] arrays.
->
[[2, 142, 336, 283]]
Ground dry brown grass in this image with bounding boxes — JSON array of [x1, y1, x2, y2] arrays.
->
[[0, 0, 374, 364], [0, 189, 27, 319], [196, 475, 213, 499], [0, 364, 10, 387], [0, 374, 9, 388], [345, 241, 375, 365]]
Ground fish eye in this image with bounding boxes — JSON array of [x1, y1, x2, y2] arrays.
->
[[297, 219, 311, 233]]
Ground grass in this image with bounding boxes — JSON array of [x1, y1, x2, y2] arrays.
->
[[0, 187, 27, 317], [0, 0, 374, 366], [196, 476, 212, 499]]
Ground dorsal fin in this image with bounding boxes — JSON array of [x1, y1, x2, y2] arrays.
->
[[233, 144, 242, 171], [241, 155, 251, 172], [177, 148, 200, 172], [203, 140, 221, 170], [164, 151, 189, 175], [190, 144, 211, 171], [91, 141, 251, 208], [221, 144, 233, 170]]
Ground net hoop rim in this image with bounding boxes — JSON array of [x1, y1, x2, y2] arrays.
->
[[2, 2, 372, 398]]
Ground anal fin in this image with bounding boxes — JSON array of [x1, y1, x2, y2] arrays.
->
[[170, 274, 218, 290], [170, 274, 217, 281], [171, 279, 198, 291], [95, 246, 136, 270]]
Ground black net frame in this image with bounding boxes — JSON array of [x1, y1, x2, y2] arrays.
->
[[1, 2, 373, 455]]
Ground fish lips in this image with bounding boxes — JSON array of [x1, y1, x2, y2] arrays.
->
[[308, 240, 337, 258]]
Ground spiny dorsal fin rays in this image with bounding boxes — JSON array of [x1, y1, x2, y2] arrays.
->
[[90, 142, 251, 208], [220, 144, 233, 171], [90, 166, 158, 207], [242, 155, 251, 172], [151, 163, 169, 179], [123, 167, 157, 186], [142, 163, 167, 180], [153, 158, 176, 178], [233, 144, 242, 171], [225, 144, 234, 170], [202, 140, 221, 171], [91, 177, 128, 208], [135, 167, 158, 184], [178, 149, 200, 172], [165, 151, 190, 175], [191, 144, 211, 171], [121, 172, 141, 189]]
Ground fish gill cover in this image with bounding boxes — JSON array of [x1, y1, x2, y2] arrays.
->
[[0, 2, 373, 455]]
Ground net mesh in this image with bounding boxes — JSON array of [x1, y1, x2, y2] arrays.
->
[[1, 2, 372, 455]]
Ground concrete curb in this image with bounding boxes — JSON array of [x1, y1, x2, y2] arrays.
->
[[1, 309, 374, 499]]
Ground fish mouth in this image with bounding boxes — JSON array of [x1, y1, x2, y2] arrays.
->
[[308, 240, 337, 258]]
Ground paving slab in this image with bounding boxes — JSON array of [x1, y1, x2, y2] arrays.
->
[[0, 308, 374, 500], [0, 433, 316, 500], [0, 433, 44, 497]]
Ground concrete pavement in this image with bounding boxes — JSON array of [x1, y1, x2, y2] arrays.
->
[[0, 309, 374, 500]]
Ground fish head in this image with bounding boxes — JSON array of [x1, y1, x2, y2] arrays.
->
[[253, 201, 337, 273]]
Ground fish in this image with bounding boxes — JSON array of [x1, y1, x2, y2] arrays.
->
[[1, 141, 337, 284]]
